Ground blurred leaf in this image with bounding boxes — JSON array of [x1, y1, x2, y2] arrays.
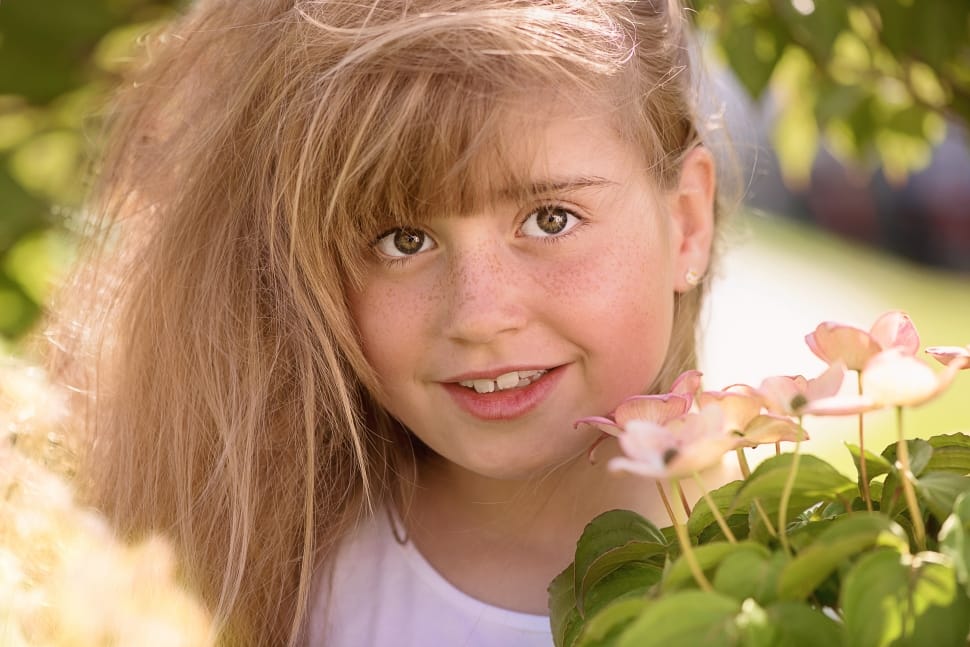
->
[[939, 492, 970, 597], [575, 597, 648, 647], [915, 472, 970, 523], [762, 601, 843, 645], [8, 130, 84, 204], [616, 590, 741, 647], [3, 227, 74, 303], [664, 541, 769, 592], [842, 549, 970, 647], [0, 0, 122, 101], [778, 513, 909, 601], [712, 546, 786, 605]]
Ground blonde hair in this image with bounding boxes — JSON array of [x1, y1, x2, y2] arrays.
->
[[52, 0, 720, 644]]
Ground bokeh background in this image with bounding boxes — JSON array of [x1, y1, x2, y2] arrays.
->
[[1, 0, 968, 472]]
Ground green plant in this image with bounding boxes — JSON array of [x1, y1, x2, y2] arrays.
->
[[550, 311, 970, 647]]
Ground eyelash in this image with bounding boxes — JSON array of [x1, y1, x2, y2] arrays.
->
[[519, 204, 586, 244], [371, 203, 586, 266]]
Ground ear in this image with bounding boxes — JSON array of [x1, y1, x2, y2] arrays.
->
[[667, 146, 716, 293]]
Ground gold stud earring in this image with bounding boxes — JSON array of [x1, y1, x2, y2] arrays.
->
[[685, 268, 703, 287]]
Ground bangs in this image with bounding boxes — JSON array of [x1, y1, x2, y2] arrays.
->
[[268, 3, 641, 286]]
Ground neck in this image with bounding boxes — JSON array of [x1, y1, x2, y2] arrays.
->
[[403, 440, 675, 614]]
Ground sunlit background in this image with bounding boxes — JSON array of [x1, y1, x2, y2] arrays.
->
[[1, 0, 969, 471]]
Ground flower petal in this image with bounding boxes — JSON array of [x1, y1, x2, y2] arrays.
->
[[863, 348, 961, 408], [613, 393, 691, 428], [806, 322, 882, 371], [696, 390, 762, 431], [574, 415, 623, 436], [670, 369, 703, 398], [737, 414, 807, 447], [869, 310, 920, 355], [608, 455, 667, 480], [925, 346, 970, 369], [616, 419, 671, 463], [802, 394, 880, 416], [757, 376, 803, 415], [806, 361, 846, 401]]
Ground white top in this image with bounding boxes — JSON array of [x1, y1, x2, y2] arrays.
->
[[307, 507, 554, 647]]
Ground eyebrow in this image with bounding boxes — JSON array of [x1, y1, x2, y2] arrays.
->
[[497, 175, 617, 200]]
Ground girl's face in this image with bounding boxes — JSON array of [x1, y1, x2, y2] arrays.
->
[[349, 103, 715, 481]]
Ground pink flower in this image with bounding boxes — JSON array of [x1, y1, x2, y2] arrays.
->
[[696, 387, 763, 432], [805, 311, 919, 371], [696, 387, 805, 446], [575, 393, 691, 437], [925, 346, 970, 370], [758, 362, 845, 416], [805, 348, 965, 414], [608, 405, 740, 480], [574, 370, 702, 436]]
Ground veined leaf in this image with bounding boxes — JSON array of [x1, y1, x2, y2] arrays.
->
[[842, 550, 970, 647], [572, 510, 667, 616], [778, 513, 908, 601]]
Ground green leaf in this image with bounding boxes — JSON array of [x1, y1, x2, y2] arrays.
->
[[763, 601, 843, 646], [616, 590, 741, 647], [926, 433, 970, 475], [712, 547, 787, 606], [582, 561, 662, 619], [575, 597, 649, 647], [687, 480, 744, 538], [846, 441, 894, 483], [720, 21, 781, 99], [939, 492, 970, 597], [915, 472, 970, 522], [882, 439, 934, 477], [842, 549, 970, 647], [572, 510, 667, 615], [778, 513, 909, 601], [550, 563, 583, 647], [664, 541, 769, 592], [732, 454, 856, 531]]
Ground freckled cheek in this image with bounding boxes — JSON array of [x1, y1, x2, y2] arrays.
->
[[543, 242, 673, 396], [348, 280, 440, 374]]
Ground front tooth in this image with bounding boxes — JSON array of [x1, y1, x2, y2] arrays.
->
[[495, 372, 520, 390], [472, 379, 496, 394]]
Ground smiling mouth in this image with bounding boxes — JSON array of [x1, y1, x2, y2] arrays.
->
[[457, 369, 548, 394]]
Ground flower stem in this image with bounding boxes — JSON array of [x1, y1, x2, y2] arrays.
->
[[669, 479, 712, 592], [778, 439, 802, 556], [656, 480, 675, 523], [857, 372, 873, 512], [692, 472, 736, 543], [735, 448, 777, 537], [894, 406, 926, 551], [677, 480, 692, 517], [753, 500, 778, 538], [774, 441, 781, 456], [735, 447, 751, 478]]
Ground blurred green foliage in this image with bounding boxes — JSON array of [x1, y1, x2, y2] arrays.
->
[[0, 0, 968, 343], [694, 0, 970, 185], [0, 0, 178, 344]]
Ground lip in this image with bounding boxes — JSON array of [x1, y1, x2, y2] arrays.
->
[[440, 365, 566, 421]]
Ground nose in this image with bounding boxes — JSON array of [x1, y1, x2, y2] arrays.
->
[[440, 242, 529, 345]]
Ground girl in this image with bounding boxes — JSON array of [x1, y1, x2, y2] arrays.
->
[[55, 0, 722, 644]]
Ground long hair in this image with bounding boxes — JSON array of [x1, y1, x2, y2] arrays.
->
[[50, 0, 721, 644]]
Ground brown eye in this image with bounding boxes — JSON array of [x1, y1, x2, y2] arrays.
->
[[375, 227, 434, 258], [520, 205, 581, 238]]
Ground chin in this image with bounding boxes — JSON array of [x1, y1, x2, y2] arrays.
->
[[459, 447, 590, 483]]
